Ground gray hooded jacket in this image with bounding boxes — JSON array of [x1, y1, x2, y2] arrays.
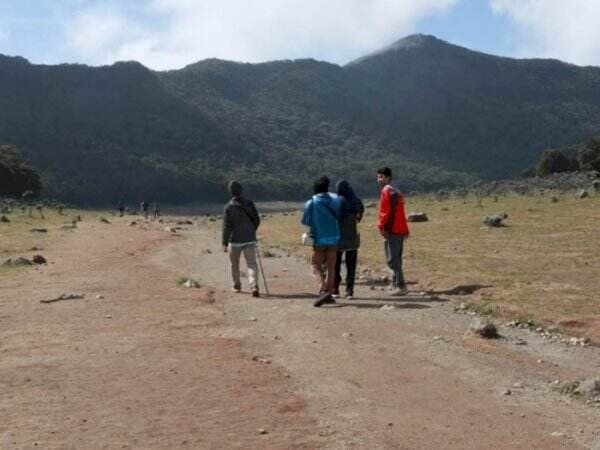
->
[[222, 197, 260, 246]]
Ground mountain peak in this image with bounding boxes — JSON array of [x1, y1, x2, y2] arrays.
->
[[346, 34, 448, 66], [388, 34, 443, 50]]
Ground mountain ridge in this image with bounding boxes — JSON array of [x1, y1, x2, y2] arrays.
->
[[2, 34, 600, 204]]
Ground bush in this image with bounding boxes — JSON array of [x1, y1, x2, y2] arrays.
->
[[536, 149, 577, 176], [0, 145, 42, 197], [577, 137, 600, 171]]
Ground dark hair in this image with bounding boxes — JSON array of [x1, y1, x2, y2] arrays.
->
[[313, 176, 330, 194], [229, 180, 243, 197], [377, 167, 392, 178], [336, 179, 364, 218]]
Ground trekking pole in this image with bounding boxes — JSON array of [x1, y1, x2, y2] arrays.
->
[[255, 242, 270, 297]]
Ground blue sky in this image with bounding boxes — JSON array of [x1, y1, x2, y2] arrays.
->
[[1, 1, 599, 70]]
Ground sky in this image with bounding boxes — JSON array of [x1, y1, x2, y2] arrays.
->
[[1, 0, 600, 70]]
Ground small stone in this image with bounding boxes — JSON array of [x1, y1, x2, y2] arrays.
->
[[342, 332, 353, 338], [503, 389, 512, 396], [513, 382, 524, 389], [95, 295, 104, 299], [576, 189, 589, 199], [0, 215, 10, 223], [258, 429, 268, 435], [470, 319, 499, 338], [537, 359, 544, 364], [574, 378, 600, 398], [514, 339, 527, 346], [551, 432, 566, 438], [536, 327, 543, 333], [569, 337, 579, 346], [248, 317, 258, 322], [183, 279, 200, 288], [380, 304, 395, 311], [433, 336, 443, 341], [3, 257, 33, 267], [407, 212, 428, 222], [106, 315, 113, 319], [32, 255, 47, 264], [100, 217, 111, 224]]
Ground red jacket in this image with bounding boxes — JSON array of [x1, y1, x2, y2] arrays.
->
[[378, 185, 409, 236]]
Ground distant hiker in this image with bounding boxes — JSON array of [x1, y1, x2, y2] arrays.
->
[[153, 201, 160, 219], [140, 200, 149, 219], [301, 176, 342, 307], [118, 200, 125, 217], [334, 180, 364, 299], [222, 181, 261, 297], [377, 167, 410, 296]]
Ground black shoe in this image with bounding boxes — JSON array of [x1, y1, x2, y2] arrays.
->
[[314, 292, 335, 307], [251, 289, 260, 298]]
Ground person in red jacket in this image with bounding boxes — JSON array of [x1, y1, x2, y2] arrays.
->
[[377, 167, 410, 296]]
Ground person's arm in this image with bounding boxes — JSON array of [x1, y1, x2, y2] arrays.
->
[[397, 194, 410, 238], [249, 201, 260, 230], [301, 200, 312, 227], [378, 188, 390, 236], [222, 206, 232, 251], [357, 199, 364, 223]]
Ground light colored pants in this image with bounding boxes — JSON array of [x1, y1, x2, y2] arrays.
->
[[229, 243, 258, 290]]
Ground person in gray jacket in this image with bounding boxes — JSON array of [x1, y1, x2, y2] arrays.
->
[[222, 181, 261, 297]]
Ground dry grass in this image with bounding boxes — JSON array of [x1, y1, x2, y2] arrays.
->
[[0, 207, 107, 275], [259, 191, 600, 334]]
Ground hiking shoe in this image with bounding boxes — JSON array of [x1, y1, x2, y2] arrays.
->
[[232, 286, 242, 293], [345, 291, 354, 299], [251, 289, 260, 298], [314, 293, 335, 307], [390, 286, 408, 296]]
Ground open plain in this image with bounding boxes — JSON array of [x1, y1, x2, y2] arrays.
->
[[1, 193, 599, 449]]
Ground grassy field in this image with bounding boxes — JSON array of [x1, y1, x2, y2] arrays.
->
[[2, 193, 599, 338], [260, 191, 600, 333], [0, 207, 107, 276]]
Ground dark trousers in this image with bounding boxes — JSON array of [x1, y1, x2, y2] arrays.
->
[[335, 249, 358, 295], [384, 235, 405, 288]]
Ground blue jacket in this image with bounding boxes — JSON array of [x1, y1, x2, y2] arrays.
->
[[301, 193, 342, 247]]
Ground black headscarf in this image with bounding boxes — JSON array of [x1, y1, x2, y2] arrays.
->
[[336, 180, 364, 220]]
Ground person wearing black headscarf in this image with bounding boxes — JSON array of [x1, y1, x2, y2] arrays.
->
[[334, 180, 364, 298]]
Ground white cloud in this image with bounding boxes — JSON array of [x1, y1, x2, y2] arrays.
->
[[490, 0, 600, 66], [63, 0, 459, 70], [65, 5, 148, 64]]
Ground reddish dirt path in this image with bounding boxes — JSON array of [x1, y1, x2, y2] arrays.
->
[[1, 217, 599, 449], [0, 220, 326, 449]]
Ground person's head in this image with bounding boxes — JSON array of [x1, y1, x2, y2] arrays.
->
[[336, 179, 352, 198], [313, 176, 330, 195], [377, 167, 392, 188], [229, 180, 243, 198]]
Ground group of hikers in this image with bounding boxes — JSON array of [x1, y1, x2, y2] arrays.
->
[[222, 167, 410, 307], [117, 200, 160, 219]]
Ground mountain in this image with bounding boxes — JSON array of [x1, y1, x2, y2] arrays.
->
[[1, 34, 600, 204]]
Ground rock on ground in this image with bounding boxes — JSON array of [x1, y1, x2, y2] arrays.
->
[[32, 255, 47, 264], [574, 378, 600, 398], [3, 257, 33, 267], [408, 212, 429, 222], [470, 319, 499, 338]]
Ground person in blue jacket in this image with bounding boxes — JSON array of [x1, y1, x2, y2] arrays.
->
[[301, 176, 342, 307]]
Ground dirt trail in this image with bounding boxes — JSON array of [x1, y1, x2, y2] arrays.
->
[[1, 218, 599, 449]]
